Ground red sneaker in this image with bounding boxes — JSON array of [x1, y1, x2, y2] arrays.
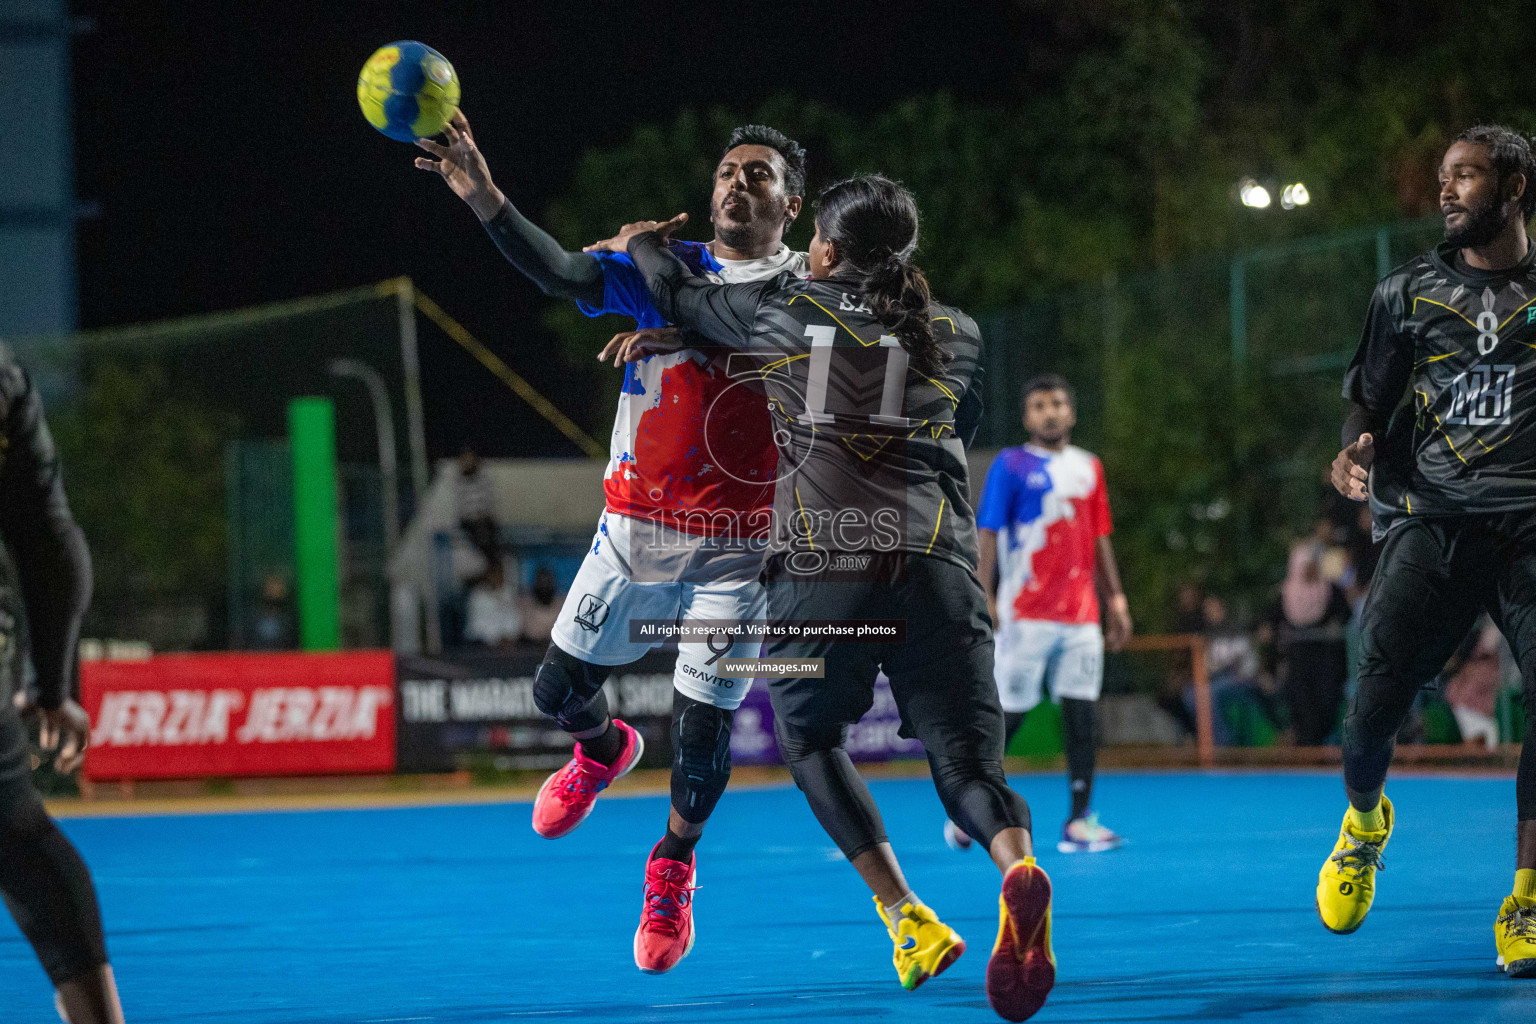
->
[[634, 843, 697, 974], [531, 720, 644, 839], [986, 858, 1056, 1022]]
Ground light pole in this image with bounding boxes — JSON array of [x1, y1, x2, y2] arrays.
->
[[1231, 178, 1312, 368], [327, 358, 401, 555]]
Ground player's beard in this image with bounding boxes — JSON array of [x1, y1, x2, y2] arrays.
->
[[712, 195, 787, 253], [1444, 190, 1509, 249]]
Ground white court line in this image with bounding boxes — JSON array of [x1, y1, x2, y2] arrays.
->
[[504, 1013, 575, 1018]]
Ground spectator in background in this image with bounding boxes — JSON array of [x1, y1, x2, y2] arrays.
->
[[455, 448, 499, 562], [1278, 540, 1353, 745], [1316, 517, 1351, 588], [1156, 583, 1205, 739], [1195, 595, 1282, 746], [1174, 582, 1206, 634], [250, 573, 296, 650], [463, 556, 520, 648], [1445, 617, 1504, 748], [519, 565, 562, 647]]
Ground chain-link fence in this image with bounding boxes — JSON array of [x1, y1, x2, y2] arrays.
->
[[977, 219, 1445, 629], [11, 281, 422, 650]]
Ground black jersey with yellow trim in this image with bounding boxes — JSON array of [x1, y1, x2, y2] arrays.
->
[[1344, 239, 1536, 525], [627, 231, 984, 571]]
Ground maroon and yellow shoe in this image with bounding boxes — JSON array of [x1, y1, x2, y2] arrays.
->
[[530, 720, 644, 839], [986, 857, 1056, 1022], [635, 843, 697, 974]]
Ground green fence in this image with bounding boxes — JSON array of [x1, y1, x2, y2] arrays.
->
[[977, 219, 1445, 627], [14, 282, 419, 650]]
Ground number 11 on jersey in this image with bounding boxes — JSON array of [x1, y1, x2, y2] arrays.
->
[[798, 324, 912, 427]]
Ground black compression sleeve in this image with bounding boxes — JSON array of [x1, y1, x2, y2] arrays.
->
[[627, 232, 766, 346], [1342, 402, 1387, 451], [0, 366, 90, 710], [955, 377, 984, 449], [481, 199, 605, 307]]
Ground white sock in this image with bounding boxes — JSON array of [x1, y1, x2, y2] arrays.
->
[[883, 891, 921, 924]]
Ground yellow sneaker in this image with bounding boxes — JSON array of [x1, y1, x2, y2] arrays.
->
[[1315, 796, 1393, 934], [874, 896, 966, 991], [1495, 895, 1536, 977]]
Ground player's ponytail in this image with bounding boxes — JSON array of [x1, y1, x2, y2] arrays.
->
[[814, 175, 948, 377]]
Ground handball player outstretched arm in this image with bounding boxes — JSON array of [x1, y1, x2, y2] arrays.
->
[[415, 111, 605, 308], [0, 366, 92, 768]]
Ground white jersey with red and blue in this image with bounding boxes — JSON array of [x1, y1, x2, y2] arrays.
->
[[976, 444, 1112, 626], [578, 243, 808, 536]]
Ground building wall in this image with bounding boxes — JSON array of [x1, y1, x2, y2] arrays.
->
[[0, 0, 75, 337]]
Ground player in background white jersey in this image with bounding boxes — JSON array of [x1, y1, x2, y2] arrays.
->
[[946, 374, 1133, 855]]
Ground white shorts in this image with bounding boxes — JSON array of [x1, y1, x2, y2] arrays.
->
[[551, 512, 765, 711], [993, 618, 1104, 713]]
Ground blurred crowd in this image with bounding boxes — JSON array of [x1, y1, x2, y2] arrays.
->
[[451, 449, 564, 651], [1161, 493, 1520, 748]]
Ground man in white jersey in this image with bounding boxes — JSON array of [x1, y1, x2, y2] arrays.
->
[[416, 113, 807, 972], [945, 374, 1133, 855]]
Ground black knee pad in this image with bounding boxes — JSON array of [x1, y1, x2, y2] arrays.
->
[[1342, 675, 1410, 747], [0, 788, 108, 985], [670, 693, 734, 825], [532, 644, 612, 732], [1341, 674, 1416, 797]]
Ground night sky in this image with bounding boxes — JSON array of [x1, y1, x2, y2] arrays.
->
[[72, 1, 1036, 458]]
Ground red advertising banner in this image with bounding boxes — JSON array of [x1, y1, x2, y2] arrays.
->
[[81, 651, 396, 780]]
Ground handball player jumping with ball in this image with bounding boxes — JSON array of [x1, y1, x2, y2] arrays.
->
[[416, 110, 807, 975]]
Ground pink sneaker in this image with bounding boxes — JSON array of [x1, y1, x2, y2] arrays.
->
[[531, 720, 644, 839], [944, 818, 974, 851], [634, 842, 697, 974]]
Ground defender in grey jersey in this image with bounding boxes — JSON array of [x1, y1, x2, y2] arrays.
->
[[634, 241, 984, 570], [1321, 125, 1536, 978], [606, 176, 1055, 1022]]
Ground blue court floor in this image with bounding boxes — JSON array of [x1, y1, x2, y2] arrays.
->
[[1, 772, 1531, 1023]]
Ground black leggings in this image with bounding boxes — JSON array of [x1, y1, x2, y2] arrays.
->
[[1346, 514, 1536, 819], [0, 787, 108, 985], [776, 717, 1030, 860], [1285, 639, 1347, 746]]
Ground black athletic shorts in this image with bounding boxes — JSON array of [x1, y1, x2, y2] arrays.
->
[[761, 551, 1006, 761], [1359, 509, 1536, 701]]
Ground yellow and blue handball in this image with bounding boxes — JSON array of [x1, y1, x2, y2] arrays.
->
[[357, 41, 460, 142]]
